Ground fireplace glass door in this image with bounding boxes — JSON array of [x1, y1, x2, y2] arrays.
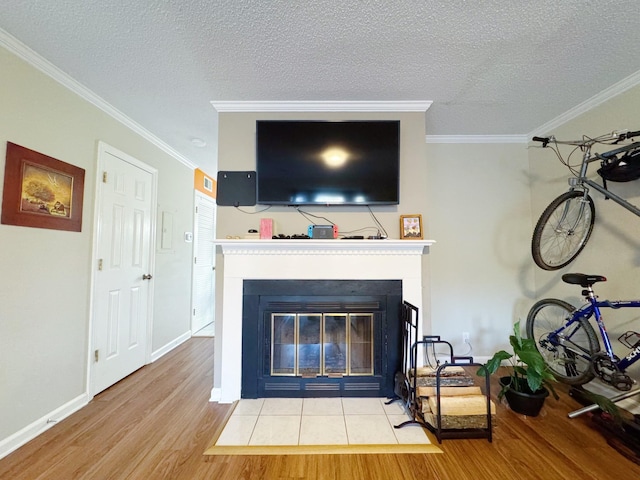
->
[[271, 313, 373, 377]]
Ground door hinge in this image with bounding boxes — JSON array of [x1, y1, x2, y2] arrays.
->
[[194, 256, 197, 264], [193, 308, 196, 316], [102, 171, 108, 183], [98, 259, 103, 271], [94, 349, 99, 362]]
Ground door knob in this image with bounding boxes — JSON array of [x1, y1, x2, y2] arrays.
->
[[142, 274, 153, 280]]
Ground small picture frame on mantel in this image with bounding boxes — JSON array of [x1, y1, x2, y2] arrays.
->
[[399, 214, 423, 240]]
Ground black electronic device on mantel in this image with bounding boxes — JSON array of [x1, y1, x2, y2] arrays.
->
[[255, 120, 400, 206]]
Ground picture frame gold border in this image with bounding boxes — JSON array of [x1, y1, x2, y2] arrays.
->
[[399, 214, 423, 240]]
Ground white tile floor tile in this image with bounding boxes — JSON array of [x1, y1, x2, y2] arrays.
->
[[302, 397, 344, 416], [341, 397, 386, 415], [344, 414, 398, 444], [299, 415, 348, 445], [249, 415, 301, 446], [233, 398, 264, 415], [261, 397, 303, 415], [386, 414, 431, 444], [215, 415, 258, 445], [381, 399, 408, 416]]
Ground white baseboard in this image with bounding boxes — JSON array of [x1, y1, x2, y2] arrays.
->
[[151, 330, 191, 363], [0, 393, 89, 460]]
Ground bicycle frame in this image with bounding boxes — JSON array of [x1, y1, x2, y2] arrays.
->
[[572, 141, 640, 218], [552, 298, 640, 372]]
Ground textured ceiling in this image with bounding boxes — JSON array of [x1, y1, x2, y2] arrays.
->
[[2, 0, 640, 172]]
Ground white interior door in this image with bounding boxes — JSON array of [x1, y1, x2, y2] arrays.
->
[[191, 192, 216, 334], [91, 142, 157, 395]]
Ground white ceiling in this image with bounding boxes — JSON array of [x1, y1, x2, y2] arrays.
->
[[2, 0, 640, 173]]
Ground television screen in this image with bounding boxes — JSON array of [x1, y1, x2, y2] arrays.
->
[[256, 120, 400, 206]]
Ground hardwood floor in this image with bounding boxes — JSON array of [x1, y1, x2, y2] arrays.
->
[[2, 337, 639, 480]]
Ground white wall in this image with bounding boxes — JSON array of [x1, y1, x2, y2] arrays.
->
[[0, 46, 194, 451]]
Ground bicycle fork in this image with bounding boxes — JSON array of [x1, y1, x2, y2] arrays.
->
[[556, 185, 590, 235], [556, 148, 593, 234]]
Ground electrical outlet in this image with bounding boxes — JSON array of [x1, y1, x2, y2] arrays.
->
[[462, 332, 470, 344]]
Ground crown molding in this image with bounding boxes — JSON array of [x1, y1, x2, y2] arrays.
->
[[530, 69, 640, 137], [211, 100, 432, 113], [0, 29, 196, 170], [426, 134, 528, 144]]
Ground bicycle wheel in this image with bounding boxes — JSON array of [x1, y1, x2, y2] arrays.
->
[[531, 190, 595, 270], [526, 298, 599, 385]]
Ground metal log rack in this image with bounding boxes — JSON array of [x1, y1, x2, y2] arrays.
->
[[390, 301, 493, 442]]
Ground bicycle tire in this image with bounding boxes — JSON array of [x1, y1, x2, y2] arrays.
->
[[526, 298, 599, 385], [531, 190, 595, 270]]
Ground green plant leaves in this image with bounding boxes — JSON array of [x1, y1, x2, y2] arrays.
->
[[477, 350, 512, 377], [477, 320, 559, 400]]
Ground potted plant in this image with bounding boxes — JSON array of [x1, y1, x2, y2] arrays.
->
[[478, 320, 558, 416]]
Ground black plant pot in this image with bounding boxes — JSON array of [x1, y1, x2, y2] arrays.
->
[[499, 376, 549, 417]]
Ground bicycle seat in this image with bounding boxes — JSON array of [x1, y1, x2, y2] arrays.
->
[[561, 273, 607, 287]]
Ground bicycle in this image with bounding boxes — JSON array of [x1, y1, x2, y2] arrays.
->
[[531, 129, 640, 270], [526, 273, 640, 392]]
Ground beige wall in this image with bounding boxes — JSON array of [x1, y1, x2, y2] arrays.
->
[[425, 142, 533, 354], [0, 46, 194, 446]]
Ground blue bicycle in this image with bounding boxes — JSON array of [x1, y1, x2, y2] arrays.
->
[[526, 273, 640, 391]]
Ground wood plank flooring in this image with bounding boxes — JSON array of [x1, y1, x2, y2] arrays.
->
[[1, 337, 639, 479]]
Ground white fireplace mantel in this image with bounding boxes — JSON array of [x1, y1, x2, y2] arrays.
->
[[211, 239, 435, 403], [216, 238, 433, 255]]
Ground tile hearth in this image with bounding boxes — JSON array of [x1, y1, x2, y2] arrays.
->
[[215, 397, 432, 447]]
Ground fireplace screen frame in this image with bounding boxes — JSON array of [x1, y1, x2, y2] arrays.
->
[[270, 312, 374, 377]]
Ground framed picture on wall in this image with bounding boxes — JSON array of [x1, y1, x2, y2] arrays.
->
[[399, 214, 423, 240], [1, 142, 85, 232]]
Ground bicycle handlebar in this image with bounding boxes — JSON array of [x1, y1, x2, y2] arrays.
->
[[624, 130, 640, 139], [532, 136, 550, 147], [532, 129, 640, 147]]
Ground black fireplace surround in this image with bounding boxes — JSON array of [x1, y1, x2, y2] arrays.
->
[[241, 279, 402, 398]]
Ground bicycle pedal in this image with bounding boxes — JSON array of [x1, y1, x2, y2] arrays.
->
[[612, 372, 635, 392]]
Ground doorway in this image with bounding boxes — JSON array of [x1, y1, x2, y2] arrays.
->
[[90, 142, 157, 395], [191, 191, 216, 335]]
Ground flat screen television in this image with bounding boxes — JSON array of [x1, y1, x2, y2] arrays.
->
[[256, 120, 400, 206]]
